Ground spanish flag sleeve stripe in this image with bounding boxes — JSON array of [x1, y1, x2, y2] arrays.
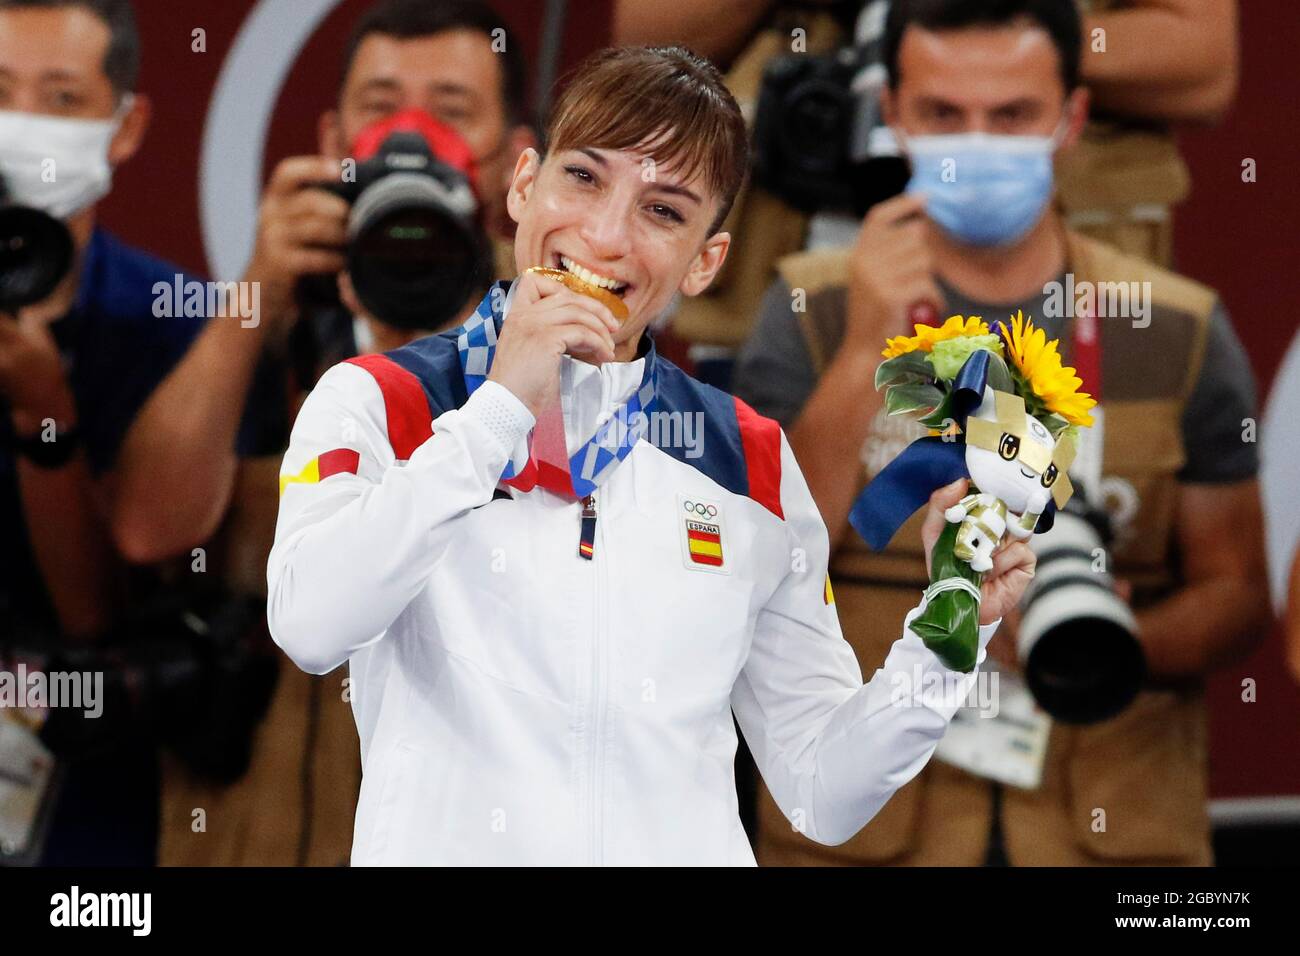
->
[[318, 447, 361, 480], [279, 457, 319, 495], [280, 448, 360, 495]]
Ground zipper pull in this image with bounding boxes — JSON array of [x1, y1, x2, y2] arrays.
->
[[578, 494, 597, 560]]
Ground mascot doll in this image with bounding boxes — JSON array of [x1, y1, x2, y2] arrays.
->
[[850, 311, 1096, 672]]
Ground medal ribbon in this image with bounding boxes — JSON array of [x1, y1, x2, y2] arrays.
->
[[456, 280, 657, 498]]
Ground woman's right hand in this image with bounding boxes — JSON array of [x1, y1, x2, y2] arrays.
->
[[486, 271, 619, 419]]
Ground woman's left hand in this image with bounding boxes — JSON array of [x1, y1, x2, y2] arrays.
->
[[921, 478, 1038, 626]]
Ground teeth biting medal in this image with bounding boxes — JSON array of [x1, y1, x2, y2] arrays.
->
[[525, 264, 629, 324]]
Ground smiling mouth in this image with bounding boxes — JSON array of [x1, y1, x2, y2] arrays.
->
[[1019, 466, 1036, 478], [525, 258, 630, 324], [554, 253, 631, 299]]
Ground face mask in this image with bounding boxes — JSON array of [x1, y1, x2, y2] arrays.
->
[[0, 96, 132, 219], [900, 123, 1063, 248]]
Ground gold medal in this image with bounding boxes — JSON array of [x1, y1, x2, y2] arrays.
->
[[524, 266, 629, 324]]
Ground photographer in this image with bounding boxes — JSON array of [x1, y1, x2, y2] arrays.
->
[[0, 0, 229, 865], [620, 0, 1239, 382], [733, 0, 1267, 866], [113, 0, 536, 566]]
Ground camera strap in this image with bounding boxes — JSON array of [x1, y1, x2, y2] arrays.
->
[[1068, 292, 1106, 495]]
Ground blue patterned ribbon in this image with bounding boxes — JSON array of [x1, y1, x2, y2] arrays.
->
[[456, 280, 658, 497]]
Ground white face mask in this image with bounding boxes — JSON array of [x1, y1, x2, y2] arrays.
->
[[0, 95, 132, 219]]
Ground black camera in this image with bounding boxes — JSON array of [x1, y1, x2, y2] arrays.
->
[[325, 127, 491, 331], [0, 173, 74, 313], [752, 1, 908, 216], [29, 590, 280, 783]]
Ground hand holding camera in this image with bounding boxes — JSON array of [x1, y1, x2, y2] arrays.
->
[[247, 111, 493, 338], [845, 192, 944, 358], [243, 156, 351, 334], [0, 307, 75, 435]]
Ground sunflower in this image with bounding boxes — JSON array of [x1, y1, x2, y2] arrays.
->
[[882, 314, 990, 359], [999, 310, 1096, 427]]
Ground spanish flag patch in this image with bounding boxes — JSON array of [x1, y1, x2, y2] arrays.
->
[[686, 521, 724, 566], [824, 575, 835, 605], [679, 494, 729, 574], [279, 448, 361, 495]]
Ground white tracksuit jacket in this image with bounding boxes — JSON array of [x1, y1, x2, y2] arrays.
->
[[267, 315, 997, 866]]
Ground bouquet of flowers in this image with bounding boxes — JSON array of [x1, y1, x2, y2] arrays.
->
[[849, 311, 1096, 672]]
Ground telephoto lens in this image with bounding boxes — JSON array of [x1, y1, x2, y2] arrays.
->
[[0, 173, 74, 313], [1018, 490, 1145, 724], [331, 126, 490, 330]]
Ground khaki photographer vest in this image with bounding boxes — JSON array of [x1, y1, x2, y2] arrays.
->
[[1055, 0, 1192, 268], [756, 231, 1218, 865]]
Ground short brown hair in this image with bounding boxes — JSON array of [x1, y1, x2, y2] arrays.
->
[[544, 46, 748, 235]]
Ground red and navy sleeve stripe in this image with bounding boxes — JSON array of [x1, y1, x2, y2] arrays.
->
[[733, 396, 784, 520], [651, 360, 785, 521], [344, 354, 434, 460]]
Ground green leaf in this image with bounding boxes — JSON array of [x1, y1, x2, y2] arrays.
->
[[875, 351, 935, 390], [919, 392, 955, 430], [912, 522, 982, 672], [984, 353, 1016, 393], [1041, 414, 1070, 439], [885, 382, 944, 417]]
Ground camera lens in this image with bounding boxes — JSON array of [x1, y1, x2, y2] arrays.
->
[[346, 171, 487, 330], [0, 204, 74, 312], [781, 77, 851, 177], [1019, 510, 1146, 724]]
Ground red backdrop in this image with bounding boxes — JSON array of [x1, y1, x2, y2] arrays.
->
[[1174, 2, 1300, 799]]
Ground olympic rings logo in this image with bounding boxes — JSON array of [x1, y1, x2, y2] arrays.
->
[[683, 501, 718, 518]]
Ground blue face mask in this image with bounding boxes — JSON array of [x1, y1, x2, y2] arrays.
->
[[901, 127, 1063, 247]]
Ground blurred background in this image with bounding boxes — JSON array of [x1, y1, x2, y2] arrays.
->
[[1, 0, 1297, 867]]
